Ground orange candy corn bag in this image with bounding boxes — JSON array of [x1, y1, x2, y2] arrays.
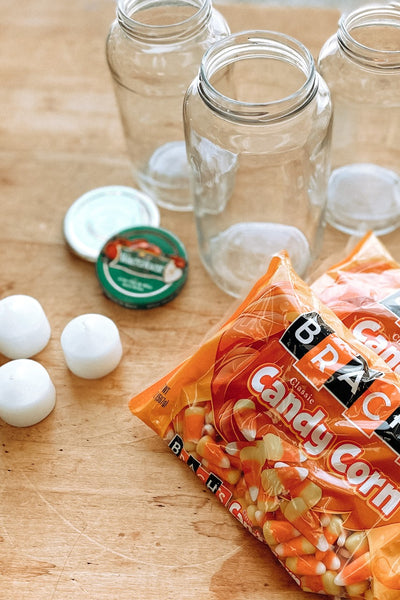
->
[[312, 232, 400, 380], [130, 252, 400, 599]]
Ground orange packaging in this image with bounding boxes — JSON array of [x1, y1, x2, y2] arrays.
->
[[312, 232, 400, 379], [130, 251, 400, 599]]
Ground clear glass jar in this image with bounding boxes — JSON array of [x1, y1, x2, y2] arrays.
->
[[106, 0, 230, 211], [183, 31, 332, 298], [318, 4, 400, 235]]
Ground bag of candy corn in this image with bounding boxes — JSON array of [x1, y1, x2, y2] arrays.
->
[[312, 232, 400, 380], [129, 251, 400, 599]]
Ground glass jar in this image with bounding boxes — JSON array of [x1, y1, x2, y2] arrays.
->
[[318, 4, 400, 235], [183, 31, 332, 298], [106, 0, 230, 211]]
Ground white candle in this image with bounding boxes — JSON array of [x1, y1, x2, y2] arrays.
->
[[0, 359, 56, 427], [0, 295, 51, 359], [60, 313, 123, 379]]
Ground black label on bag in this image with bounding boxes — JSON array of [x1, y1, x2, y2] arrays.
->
[[324, 356, 383, 409], [375, 406, 400, 454], [280, 312, 334, 360]]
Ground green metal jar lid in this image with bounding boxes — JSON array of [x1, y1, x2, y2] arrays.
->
[[96, 226, 188, 309]]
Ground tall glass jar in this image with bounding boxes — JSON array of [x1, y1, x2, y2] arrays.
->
[[183, 31, 332, 298], [318, 4, 400, 235], [106, 0, 230, 211]]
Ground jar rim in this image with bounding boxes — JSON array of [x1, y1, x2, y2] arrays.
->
[[198, 30, 318, 123], [338, 5, 400, 68], [117, 0, 212, 42]]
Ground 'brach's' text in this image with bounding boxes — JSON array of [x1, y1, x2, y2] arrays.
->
[[249, 312, 400, 519]]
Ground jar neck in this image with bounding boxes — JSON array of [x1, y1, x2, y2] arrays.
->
[[198, 31, 318, 124], [117, 0, 212, 43], [338, 5, 400, 69]]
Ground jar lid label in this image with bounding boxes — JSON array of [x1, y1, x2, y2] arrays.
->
[[96, 226, 188, 309]]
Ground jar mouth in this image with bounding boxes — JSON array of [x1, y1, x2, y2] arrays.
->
[[338, 5, 400, 68], [198, 30, 317, 123], [117, 0, 212, 42]]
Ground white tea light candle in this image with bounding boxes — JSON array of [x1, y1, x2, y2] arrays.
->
[[60, 314, 123, 379], [0, 295, 51, 359], [0, 359, 56, 427]]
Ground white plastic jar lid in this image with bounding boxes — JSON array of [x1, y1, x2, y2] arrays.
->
[[63, 185, 160, 262]]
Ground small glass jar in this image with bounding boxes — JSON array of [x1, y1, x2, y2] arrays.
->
[[106, 0, 230, 211], [318, 4, 400, 235], [183, 31, 332, 298]]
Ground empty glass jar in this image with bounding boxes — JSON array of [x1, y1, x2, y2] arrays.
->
[[183, 31, 332, 297], [318, 4, 400, 235], [106, 0, 230, 211]]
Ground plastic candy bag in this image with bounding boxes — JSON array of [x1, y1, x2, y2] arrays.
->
[[312, 232, 400, 380], [130, 251, 400, 599]]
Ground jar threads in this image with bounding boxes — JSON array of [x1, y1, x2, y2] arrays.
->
[[116, 0, 213, 43], [198, 31, 318, 123], [337, 5, 400, 68]]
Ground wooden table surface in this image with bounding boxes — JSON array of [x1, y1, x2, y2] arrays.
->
[[1, 2, 400, 599]]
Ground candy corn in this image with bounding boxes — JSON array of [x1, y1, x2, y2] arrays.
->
[[196, 435, 230, 468], [315, 549, 341, 571], [334, 552, 371, 586], [290, 479, 322, 508], [201, 458, 241, 485], [240, 442, 265, 502], [263, 433, 307, 463], [344, 531, 369, 559], [286, 555, 326, 576], [301, 571, 343, 596], [275, 535, 316, 557], [262, 520, 301, 546], [322, 514, 344, 545], [183, 406, 206, 443], [261, 464, 308, 496], [233, 398, 259, 441], [283, 497, 328, 552]]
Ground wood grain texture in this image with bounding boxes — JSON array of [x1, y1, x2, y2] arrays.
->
[[1, 2, 400, 599]]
